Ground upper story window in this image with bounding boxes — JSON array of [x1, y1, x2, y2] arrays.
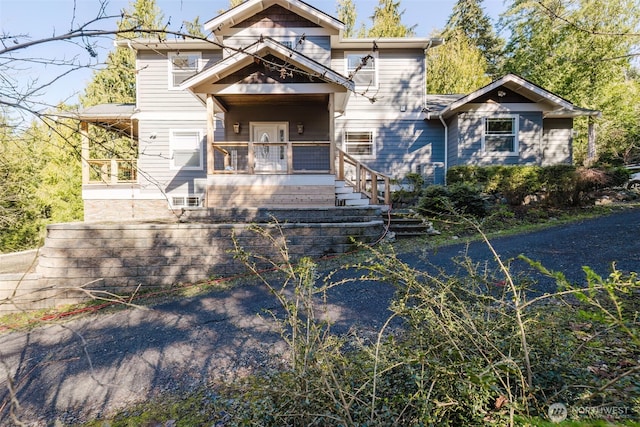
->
[[170, 129, 204, 170], [345, 52, 378, 90], [483, 116, 519, 154], [344, 129, 376, 159], [168, 52, 201, 89]]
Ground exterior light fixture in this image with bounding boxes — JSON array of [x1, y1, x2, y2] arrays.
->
[[297, 122, 304, 134], [497, 90, 506, 97], [233, 122, 240, 134]]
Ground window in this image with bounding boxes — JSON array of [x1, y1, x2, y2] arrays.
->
[[171, 196, 203, 208], [170, 130, 204, 170], [483, 116, 518, 153], [344, 130, 375, 158], [168, 52, 201, 88], [345, 53, 377, 90]]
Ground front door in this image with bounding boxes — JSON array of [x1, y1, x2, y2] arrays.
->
[[251, 122, 288, 172]]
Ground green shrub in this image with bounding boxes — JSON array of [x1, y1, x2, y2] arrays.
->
[[417, 183, 488, 217]]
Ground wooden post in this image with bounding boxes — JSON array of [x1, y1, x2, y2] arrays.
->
[[370, 172, 378, 205], [206, 94, 215, 174], [587, 116, 597, 163], [80, 122, 90, 185], [329, 93, 336, 175]]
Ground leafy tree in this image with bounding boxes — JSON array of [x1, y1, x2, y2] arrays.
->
[[443, 0, 504, 77], [336, 0, 358, 38], [367, 0, 416, 38], [427, 29, 492, 93], [500, 0, 640, 164]]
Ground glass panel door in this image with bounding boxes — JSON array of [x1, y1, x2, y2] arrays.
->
[[252, 122, 288, 172]]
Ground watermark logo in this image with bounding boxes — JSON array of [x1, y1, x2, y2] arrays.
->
[[548, 402, 633, 423], [548, 402, 568, 423]]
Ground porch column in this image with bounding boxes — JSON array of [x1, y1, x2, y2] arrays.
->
[[587, 116, 597, 163], [80, 121, 90, 184], [206, 94, 215, 174], [329, 93, 336, 175]]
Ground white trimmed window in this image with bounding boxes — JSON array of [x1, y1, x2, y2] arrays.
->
[[345, 52, 378, 90], [170, 129, 204, 170], [483, 116, 519, 154], [344, 129, 376, 158], [168, 52, 201, 89]]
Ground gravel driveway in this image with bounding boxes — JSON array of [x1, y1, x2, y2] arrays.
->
[[0, 207, 638, 425]]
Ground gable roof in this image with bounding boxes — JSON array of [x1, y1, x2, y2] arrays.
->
[[205, 0, 343, 37], [180, 36, 354, 112], [425, 74, 601, 119]]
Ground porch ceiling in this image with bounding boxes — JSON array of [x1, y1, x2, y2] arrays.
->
[[214, 93, 328, 110]]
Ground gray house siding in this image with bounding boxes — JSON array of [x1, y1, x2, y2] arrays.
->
[[455, 111, 543, 166], [542, 118, 573, 165], [335, 118, 444, 184], [332, 48, 424, 114], [223, 35, 331, 66], [225, 102, 330, 142], [137, 119, 214, 196], [446, 114, 460, 168], [136, 50, 221, 112]]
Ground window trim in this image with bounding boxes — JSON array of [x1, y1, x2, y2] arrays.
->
[[169, 129, 204, 171], [482, 115, 519, 155], [168, 52, 202, 90], [343, 129, 376, 159], [344, 52, 379, 91]]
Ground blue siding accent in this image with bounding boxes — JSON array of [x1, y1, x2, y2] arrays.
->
[[335, 119, 445, 183], [455, 111, 544, 166]]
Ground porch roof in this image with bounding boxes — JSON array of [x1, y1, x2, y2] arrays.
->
[[60, 103, 138, 138], [424, 74, 601, 120], [180, 37, 354, 113], [204, 0, 344, 40]]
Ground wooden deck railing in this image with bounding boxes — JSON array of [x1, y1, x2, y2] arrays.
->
[[86, 159, 137, 184], [211, 141, 332, 174], [336, 148, 391, 205]]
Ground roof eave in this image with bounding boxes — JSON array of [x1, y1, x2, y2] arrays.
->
[[204, 0, 344, 33]]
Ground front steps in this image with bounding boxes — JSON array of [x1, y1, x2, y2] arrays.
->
[[335, 180, 370, 206], [386, 210, 440, 238]]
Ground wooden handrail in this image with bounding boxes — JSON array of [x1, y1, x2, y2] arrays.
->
[[336, 148, 391, 205]]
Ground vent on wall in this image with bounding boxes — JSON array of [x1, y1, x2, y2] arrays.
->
[[171, 196, 202, 208]]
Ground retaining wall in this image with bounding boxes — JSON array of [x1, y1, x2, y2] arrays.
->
[[0, 208, 385, 313]]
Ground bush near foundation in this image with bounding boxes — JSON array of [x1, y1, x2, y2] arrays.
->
[[445, 165, 630, 207]]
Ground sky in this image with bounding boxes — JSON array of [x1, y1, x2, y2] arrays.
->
[[0, 0, 505, 109]]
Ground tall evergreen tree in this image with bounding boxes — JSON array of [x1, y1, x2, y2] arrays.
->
[[336, 0, 358, 38], [81, 0, 164, 106], [367, 0, 416, 38], [444, 0, 503, 77], [500, 0, 640, 164]]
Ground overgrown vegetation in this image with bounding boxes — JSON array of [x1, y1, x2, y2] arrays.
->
[[78, 211, 639, 426]]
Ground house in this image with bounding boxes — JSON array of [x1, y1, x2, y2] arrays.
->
[[71, 0, 600, 222]]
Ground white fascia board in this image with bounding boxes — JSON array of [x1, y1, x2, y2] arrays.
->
[[333, 37, 444, 50], [181, 39, 354, 92], [441, 74, 576, 118], [115, 38, 220, 50], [210, 82, 344, 95], [204, 0, 343, 33]]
